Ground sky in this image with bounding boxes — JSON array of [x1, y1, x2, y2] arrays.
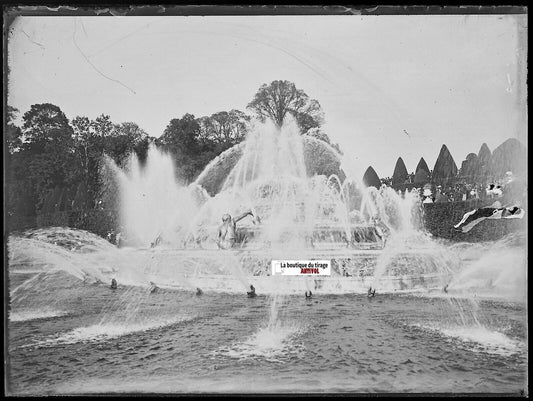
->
[[7, 14, 527, 177]]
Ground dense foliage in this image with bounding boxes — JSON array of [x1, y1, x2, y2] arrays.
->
[[6, 80, 336, 230], [6, 105, 251, 225], [247, 80, 324, 134]]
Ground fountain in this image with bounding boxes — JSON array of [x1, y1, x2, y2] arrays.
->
[[6, 116, 527, 395], [11, 116, 520, 297], [77, 116, 456, 295]]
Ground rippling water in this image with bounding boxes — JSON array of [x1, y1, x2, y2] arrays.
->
[[6, 228, 528, 394], [7, 270, 527, 395]]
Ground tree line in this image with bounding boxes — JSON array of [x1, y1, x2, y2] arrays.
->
[[6, 80, 335, 226]]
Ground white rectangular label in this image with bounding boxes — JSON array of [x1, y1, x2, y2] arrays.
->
[[271, 260, 331, 276]]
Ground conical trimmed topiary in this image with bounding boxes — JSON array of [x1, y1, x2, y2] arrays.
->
[[413, 168, 430, 185], [392, 157, 409, 187], [432, 144, 458, 186], [476, 143, 492, 183], [478, 143, 492, 164], [362, 166, 381, 188], [459, 153, 478, 183], [489, 138, 527, 180], [415, 157, 430, 176]]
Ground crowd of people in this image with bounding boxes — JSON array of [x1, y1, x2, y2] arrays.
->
[[379, 170, 521, 206], [418, 176, 514, 205]]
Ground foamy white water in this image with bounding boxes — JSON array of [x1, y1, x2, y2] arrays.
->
[[448, 238, 527, 302], [219, 322, 306, 362], [216, 294, 306, 361], [10, 309, 69, 322], [414, 323, 524, 357], [23, 315, 195, 348]]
